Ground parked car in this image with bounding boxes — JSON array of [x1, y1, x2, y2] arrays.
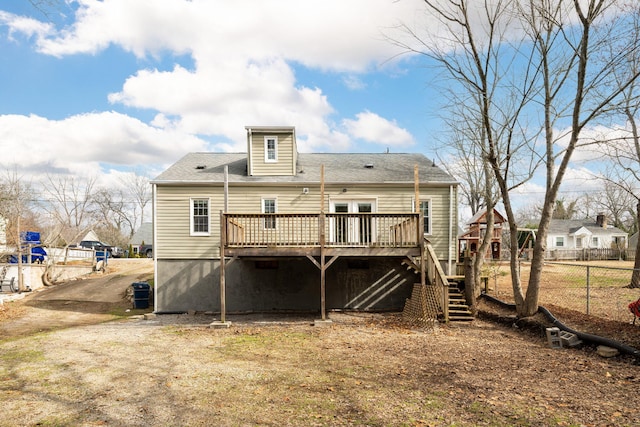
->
[[139, 244, 153, 258], [79, 240, 113, 254], [110, 246, 125, 258]]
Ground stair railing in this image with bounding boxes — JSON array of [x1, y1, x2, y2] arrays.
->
[[424, 240, 450, 322]]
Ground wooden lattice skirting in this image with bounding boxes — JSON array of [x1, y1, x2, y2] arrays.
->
[[402, 283, 441, 327]]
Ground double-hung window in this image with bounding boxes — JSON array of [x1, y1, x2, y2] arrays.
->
[[555, 236, 564, 247], [190, 198, 210, 236], [265, 136, 278, 163], [419, 199, 431, 235], [262, 198, 277, 229]]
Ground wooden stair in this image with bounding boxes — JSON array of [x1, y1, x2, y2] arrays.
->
[[447, 281, 474, 322], [401, 258, 474, 322]]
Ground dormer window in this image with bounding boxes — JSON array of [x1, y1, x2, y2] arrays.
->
[[265, 136, 278, 163]]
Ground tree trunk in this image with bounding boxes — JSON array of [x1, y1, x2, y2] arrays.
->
[[629, 200, 640, 288], [472, 207, 495, 299]]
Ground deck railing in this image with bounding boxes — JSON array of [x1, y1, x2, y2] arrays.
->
[[223, 213, 422, 248]]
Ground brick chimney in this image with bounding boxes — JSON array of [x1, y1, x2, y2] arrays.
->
[[596, 213, 607, 228]]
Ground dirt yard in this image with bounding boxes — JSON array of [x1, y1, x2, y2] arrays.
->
[[1, 260, 639, 426], [0, 258, 154, 339]]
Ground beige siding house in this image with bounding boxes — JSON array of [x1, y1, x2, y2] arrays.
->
[[152, 126, 459, 318]]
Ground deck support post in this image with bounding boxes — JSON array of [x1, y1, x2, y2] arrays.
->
[[414, 165, 426, 288], [318, 164, 330, 322], [218, 211, 228, 324], [319, 212, 326, 320]]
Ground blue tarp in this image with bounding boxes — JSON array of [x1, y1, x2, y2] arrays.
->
[[20, 231, 41, 244], [9, 246, 46, 264]]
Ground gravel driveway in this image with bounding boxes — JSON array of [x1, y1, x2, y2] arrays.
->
[[0, 258, 154, 339]]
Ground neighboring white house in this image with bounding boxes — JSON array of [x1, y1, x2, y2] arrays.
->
[[546, 214, 628, 254], [79, 230, 100, 243], [130, 222, 153, 254]]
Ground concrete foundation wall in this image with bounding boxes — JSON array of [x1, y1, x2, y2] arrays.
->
[[156, 257, 416, 313], [1, 264, 94, 292]]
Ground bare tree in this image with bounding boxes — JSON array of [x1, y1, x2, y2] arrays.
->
[[599, 1, 640, 288], [398, 0, 640, 316], [91, 188, 135, 245], [41, 174, 97, 244], [436, 109, 497, 217], [0, 169, 36, 291], [119, 172, 151, 231], [394, 0, 541, 311], [552, 198, 579, 220], [437, 107, 504, 298], [592, 179, 637, 232]]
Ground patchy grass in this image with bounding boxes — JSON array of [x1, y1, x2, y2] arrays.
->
[[486, 260, 639, 321], [0, 314, 638, 426]]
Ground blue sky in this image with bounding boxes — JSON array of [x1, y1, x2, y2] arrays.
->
[[0, 0, 446, 184], [0, 0, 630, 223]]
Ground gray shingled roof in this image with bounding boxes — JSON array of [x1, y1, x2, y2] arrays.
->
[[548, 219, 627, 236], [153, 152, 457, 185], [130, 222, 153, 246]]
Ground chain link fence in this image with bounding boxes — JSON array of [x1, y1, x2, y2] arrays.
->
[[482, 261, 640, 324]]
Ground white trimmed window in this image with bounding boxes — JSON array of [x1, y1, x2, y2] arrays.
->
[[190, 198, 210, 236], [264, 136, 278, 163], [591, 236, 599, 247], [555, 236, 564, 247], [262, 198, 277, 229], [419, 199, 432, 235]]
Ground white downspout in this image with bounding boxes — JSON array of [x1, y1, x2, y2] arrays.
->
[[247, 128, 253, 176], [448, 184, 454, 276], [152, 182, 158, 313]]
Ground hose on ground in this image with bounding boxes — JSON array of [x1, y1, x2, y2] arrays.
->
[[41, 270, 55, 287], [154, 311, 188, 315], [480, 294, 640, 359]]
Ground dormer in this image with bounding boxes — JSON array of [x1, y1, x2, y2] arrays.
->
[[245, 126, 297, 176]]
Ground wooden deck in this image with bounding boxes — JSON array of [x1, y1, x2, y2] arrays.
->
[[218, 212, 449, 323]]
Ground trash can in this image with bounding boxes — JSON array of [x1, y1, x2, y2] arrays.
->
[[131, 282, 151, 309]]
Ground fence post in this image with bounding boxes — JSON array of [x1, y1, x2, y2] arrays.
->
[[586, 265, 590, 316]]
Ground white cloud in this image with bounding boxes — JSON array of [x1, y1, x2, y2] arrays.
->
[[0, 11, 53, 40], [0, 112, 208, 177], [342, 111, 414, 147], [107, 59, 335, 148], [342, 75, 367, 91], [558, 166, 602, 193], [29, 0, 420, 69]]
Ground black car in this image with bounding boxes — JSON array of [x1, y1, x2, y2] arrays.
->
[[79, 240, 112, 253]]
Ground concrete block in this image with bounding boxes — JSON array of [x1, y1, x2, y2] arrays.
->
[[143, 313, 156, 320], [314, 319, 333, 327], [546, 327, 562, 349], [559, 331, 582, 347], [209, 321, 232, 329]]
